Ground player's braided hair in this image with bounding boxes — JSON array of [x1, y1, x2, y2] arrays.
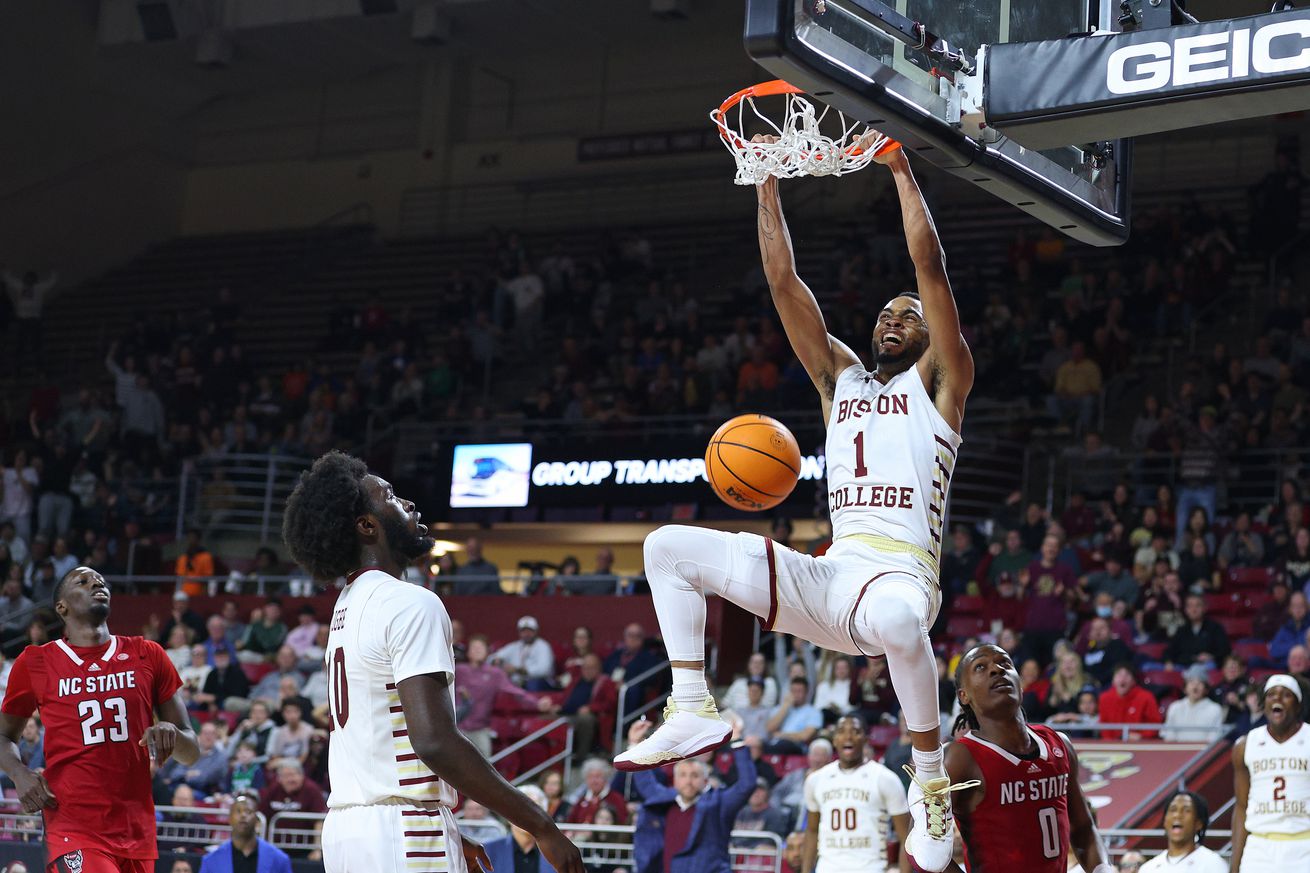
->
[[952, 652, 981, 735], [282, 450, 371, 580], [1160, 789, 1209, 843]]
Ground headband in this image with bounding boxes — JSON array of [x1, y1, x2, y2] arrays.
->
[[1266, 674, 1304, 702]]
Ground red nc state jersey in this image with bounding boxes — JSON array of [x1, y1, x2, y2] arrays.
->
[[955, 723, 1073, 873], [1, 636, 182, 859]]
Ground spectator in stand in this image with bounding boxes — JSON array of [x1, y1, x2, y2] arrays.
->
[[455, 537, 503, 595], [734, 778, 792, 842], [631, 719, 754, 873], [539, 770, 571, 822], [813, 656, 856, 724], [723, 735, 779, 788], [1271, 591, 1310, 665], [763, 676, 822, 754], [1075, 595, 1135, 651], [239, 599, 288, 663], [258, 760, 327, 856], [267, 699, 316, 764], [1282, 528, 1310, 594], [194, 646, 251, 714], [48, 537, 77, 581], [980, 572, 1026, 636], [1059, 491, 1098, 545], [940, 526, 981, 596], [1140, 571, 1187, 641], [1177, 538, 1220, 592], [1097, 664, 1162, 740], [455, 634, 551, 757], [160, 590, 206, 645], [251, 646, 305, 702], [0, 577, 33, 646], [603, 622, 663, 715], [1081, 617, 1134, 688], [1164, 594, 1230, 669], [284, 605, 320, 660], [1161, 667, 1225, 742], [1213, 654, 1250, 722], [557, 626, 594, 686], [732, 678, 774, 742], [984, 530, 1032, 585], [853, 657, 899, 726], [179, 644, 212, 704], [221, 742, 267, 798], [545, 652, 617, 759], [159, 721, 229, 798], [1051, 690, 1103, 739], [774, 738, 833, 824], [0, 450, 38, 543], [1288, 645, 1310, 682], [1218, 512, 1266, 571], [165, 624, 194, 673], [199, 793, 293, 873], [1046, 651, 1096, 716], [484, 785, 555, 873], [1173, 407, 1228, 546], [202, 614, 238, 666], [491, 615, 556, 690], [1022, 534, 1076, 664], [1047, 340, 1103, 434], [567, 758, 628, 825], [724, 652, 780, 711], [1083, 554, 1138, 608]]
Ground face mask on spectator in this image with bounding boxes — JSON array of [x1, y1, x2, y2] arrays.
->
[[1096, 605, 1113, 618]]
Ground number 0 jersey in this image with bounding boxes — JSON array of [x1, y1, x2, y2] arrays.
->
[[955, 724, 1073, 873], [825, 365, 961, 570], [1243, 723, 1310, 835], [803, 758, 909, 873], [325, 568, 458, 808], [1, 635, 182, 859]]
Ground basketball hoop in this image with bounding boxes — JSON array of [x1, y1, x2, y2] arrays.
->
[[710, 80, 901, 186]]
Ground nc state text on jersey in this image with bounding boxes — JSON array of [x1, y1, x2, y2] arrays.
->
[[999, 774, 1069, 805], [834, 393, 908, 423], [58, 672, 138, 696]]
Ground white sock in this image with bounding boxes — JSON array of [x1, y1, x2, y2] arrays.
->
[[671, 667, 709, 709], [912, 745, 945, 781]]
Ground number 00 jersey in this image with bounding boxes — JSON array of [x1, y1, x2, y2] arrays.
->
[[1243, 723, 1310, 835], [326, 569, 458, 808], [825, 365, 961, 569], [955, 724, 1073, 873], [1, 635, 182, 859], [803, 758, 909, 873]]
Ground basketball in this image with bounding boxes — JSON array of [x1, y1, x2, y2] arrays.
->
[[705, 414, 802, 511]]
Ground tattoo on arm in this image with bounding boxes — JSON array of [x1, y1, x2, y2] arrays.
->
[[758, 204, 777, 264]]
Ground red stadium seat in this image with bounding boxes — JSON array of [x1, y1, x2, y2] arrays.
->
[[242, 662, 274, 684], [1233, 640, 1269, 662], [1144, 669, 1184, 692], [953, 595, 984, 615], [1238, 591, 1271, 613], [1226, 567, 1272, 589], [868, 724, 900, 751], [1251, 668, 1280, 685], [1202, 593, 1238, 616], [1216, 615, 1254, 638], [1136, 641, 1167, 662], [946, 615, 986, 639]]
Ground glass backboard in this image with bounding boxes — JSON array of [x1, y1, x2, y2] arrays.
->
[[745, 0, 1131, 245]]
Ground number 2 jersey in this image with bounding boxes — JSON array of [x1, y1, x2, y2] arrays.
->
[[325, 568, 458, 808], [955, 723, 1073, 873], [1, 635, 182, 859], [1242, 723, 1310, 835], [825, 365, 961, 570], [803, 758, 909, 873]]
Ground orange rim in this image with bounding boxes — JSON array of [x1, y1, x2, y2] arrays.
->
[[712, 79, 902, 159]]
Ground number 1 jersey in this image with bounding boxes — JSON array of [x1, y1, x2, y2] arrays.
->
[[1, 635, 182, 859]]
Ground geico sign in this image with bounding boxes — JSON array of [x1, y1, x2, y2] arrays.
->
[[1107, 20, 1310, 95], [532, 455, 826, 487]]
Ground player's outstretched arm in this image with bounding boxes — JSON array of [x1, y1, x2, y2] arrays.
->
[[147, 690, 200, 765], [398, 671, 584, 873], [0, 712, 56, 813], [754, 163, 860, 414], [1061, 736, 1111, 873], [881, 149, 974, 413], [1229, 738, 1249, 873]]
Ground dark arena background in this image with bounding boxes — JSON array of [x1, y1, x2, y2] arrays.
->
[[0, 1, 1307, 871]]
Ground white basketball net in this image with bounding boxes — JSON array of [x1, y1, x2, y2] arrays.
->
[[710, 86, 895, 186]]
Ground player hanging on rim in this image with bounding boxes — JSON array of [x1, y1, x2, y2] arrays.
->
[[615, 136, 974, 871], [802, 713, 910, 873], [0, 566, 200, 873], [945, 644, 1111, 873], [1230, 673, 1310, 872], [282, 451, 582, 873]]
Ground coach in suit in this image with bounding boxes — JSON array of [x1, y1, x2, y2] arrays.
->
[[200, 794, 293, 873], [484, 785, 557, 873], [632, 721, 754, 873]]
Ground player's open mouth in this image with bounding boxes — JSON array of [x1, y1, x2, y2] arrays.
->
[[1270, 703, 1285, 716], [840, 744, 856, 754], [880, 334, 903, 347], [990, 678, 1013, 692], [92, 590, 110, 601], [1169, 823, 1183, 833]]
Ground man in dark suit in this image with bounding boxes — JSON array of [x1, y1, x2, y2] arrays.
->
[[484, 785, 557, 873], [1165, 593, 1231, 669], [632, 720, 754, 873]]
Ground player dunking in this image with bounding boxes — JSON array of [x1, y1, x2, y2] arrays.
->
[[802, 714, 910, 873], [616, 140, 973, 870], [0, 567, 200, 873], [281, 451, 582, 873], [945, 644, 1111, 873], [1230, 674, 1310, 872]]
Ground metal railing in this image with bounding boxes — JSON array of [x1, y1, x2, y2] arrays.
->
[[1101, 826, 1233, 861], [176, 453, 314, 542], [614, 659, 672, 751], [490, 717, 575, 787], [1035, 721, 1232, 741]]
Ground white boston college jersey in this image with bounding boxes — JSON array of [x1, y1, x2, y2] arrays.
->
[[1243, 723, 1310, 835], [1139, 846, 1228, 873], [825, 365, 961, 569], [325, 568, 458, 808], [804, 758, 909, 873]]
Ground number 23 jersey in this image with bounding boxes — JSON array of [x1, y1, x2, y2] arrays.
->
[[825, 365, 960, 568], [1, 635, 182, 859]]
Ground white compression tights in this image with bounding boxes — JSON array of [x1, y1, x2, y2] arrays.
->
[[643, 524, 942, 735]]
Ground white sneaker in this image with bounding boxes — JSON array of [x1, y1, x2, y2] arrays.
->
[[613, 695, 732, 772], [902, 765, 980, 873]]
